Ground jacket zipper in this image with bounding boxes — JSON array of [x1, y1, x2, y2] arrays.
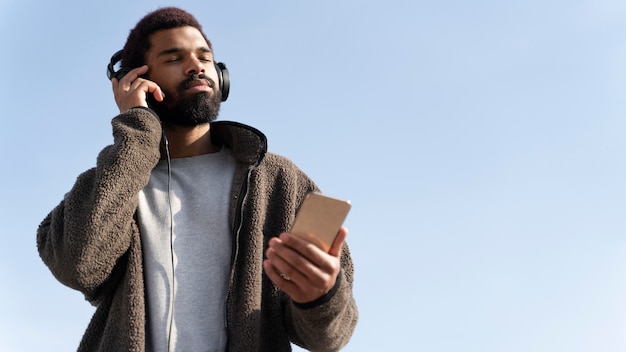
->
[[223, 165, 253, 348]]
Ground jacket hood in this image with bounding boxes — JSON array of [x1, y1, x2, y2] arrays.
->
[[210, 121, 267, 167]]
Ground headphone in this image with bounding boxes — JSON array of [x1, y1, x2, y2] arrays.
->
[[106, 49, 230, 101]]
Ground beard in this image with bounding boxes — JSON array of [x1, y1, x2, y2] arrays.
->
[[147, 74, 221, 127]]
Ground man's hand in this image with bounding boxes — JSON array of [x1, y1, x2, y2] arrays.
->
[[111, 65, 165, 113], [263, 227, 348, 304]]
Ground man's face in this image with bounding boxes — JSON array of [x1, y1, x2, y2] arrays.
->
[[144, 26, 221, 126]]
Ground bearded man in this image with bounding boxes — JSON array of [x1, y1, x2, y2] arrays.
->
[[37, 7, 358, 352]]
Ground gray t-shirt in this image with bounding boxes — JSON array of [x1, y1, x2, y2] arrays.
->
[[137, 146, 236, 352]]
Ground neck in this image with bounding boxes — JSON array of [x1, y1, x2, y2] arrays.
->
[[161, 123, 220, 158]]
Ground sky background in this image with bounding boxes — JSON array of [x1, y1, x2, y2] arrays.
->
[[1, 0, 626, 351]]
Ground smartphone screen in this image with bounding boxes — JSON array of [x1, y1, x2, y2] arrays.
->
[[290, 192, 351, 252]]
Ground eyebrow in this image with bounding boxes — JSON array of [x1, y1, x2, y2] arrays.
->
[[156, 46, 212, 57]]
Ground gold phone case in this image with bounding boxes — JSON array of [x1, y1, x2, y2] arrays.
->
[[290, 192, 351, 252]]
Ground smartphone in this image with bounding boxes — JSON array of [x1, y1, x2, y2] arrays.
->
[[290, 192, 352, 252]]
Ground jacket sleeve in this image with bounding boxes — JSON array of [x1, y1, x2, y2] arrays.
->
[[36, 108, 162, 304], [266, 156, 358, 351], [288, 246, 359, 352]]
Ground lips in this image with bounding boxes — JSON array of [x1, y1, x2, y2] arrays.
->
[[185, 79, 211, 89]]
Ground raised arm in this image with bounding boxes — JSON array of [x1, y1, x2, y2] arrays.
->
[[37, 108, 162, 303]]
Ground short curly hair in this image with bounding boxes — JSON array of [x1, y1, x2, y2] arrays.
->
[[121, 7, 212, 69]]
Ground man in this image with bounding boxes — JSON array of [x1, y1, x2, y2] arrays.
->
[[37, 7, 357, 352]]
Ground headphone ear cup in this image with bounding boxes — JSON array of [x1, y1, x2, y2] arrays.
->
[[215, 62, 230, 102], [107, 50, 124, 80]]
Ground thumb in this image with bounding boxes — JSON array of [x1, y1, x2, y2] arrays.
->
[[328, 227, 348, 257]]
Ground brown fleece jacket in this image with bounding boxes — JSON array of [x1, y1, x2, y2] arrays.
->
[[37, 108, 358, 352]]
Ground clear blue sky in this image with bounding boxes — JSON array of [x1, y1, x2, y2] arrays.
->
[[2, 0, 626, 351]]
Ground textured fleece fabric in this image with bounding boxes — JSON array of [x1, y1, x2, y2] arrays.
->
[[36, 107, 358, 352]]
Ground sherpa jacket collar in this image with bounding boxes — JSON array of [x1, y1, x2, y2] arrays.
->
[[210, 121, 267, 167]]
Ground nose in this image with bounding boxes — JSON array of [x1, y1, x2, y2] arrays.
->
[[185, 56, 205, 76]]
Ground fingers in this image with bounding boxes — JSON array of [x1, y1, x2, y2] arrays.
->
[[264, 233, 343, 303], [124, 65, 149, 82], [265, 236, 318, 282], [263, 253, 301, 286], [275, 234, 331, 270], [263, 249, 329, 303], [111, 65, 165, 113], [270, 231, 345, 278], [263, 258, 317, 304]]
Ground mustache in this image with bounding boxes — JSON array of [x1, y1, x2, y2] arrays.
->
[[179, 74, 216, 90]]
